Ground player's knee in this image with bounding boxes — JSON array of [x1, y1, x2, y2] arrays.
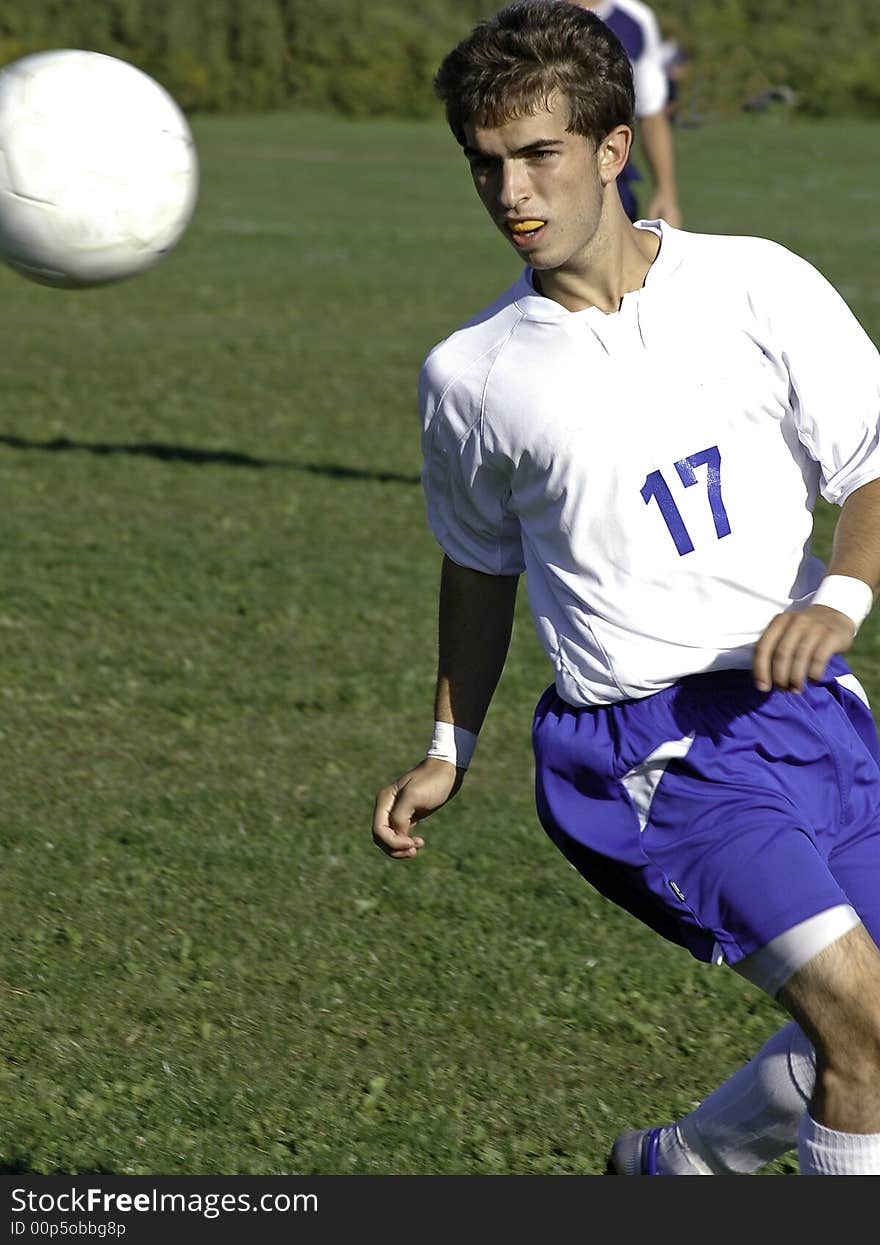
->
[[813, 1034, 880, 1113], [808, 1003, 880, 1113], [779, 923, 880, 1081]]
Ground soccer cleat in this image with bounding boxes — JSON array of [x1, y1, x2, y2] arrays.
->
[[606, 1126, 664, 1175]]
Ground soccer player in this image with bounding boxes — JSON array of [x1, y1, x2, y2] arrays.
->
[[568, 1, 681, 225], [371, 0, 880, 1175]]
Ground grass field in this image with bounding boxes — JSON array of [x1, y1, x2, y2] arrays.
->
[[1, 110, 879, 1177]]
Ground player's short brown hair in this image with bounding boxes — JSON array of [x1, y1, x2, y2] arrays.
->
[[434, 1, 635, 148]]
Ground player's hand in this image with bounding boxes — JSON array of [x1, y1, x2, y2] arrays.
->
[[372, 758, 464, 860], [753, 604, 856, 693], [646, 192, 681, 228]]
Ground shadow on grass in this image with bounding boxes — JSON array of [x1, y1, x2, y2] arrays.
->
[[0, 433, 421, 486]]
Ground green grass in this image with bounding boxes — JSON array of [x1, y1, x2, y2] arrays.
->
[[0, 112, 877, 1176]]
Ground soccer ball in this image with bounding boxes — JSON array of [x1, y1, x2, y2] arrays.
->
[[0, 48, 199, 288]]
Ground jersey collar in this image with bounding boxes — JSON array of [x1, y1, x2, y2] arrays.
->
[[515, 219, 676, 320]]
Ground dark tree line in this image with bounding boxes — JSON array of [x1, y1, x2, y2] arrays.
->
[[0, 1, 876, 118]]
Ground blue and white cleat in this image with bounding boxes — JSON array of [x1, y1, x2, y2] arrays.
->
[[606, 1126, 663, 1175]]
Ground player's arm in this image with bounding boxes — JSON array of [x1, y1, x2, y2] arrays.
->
[[753, 477, 880, 693], [629, 6, 681, 227], [638, 110, 681, 227], [372, 555, 519, 860]]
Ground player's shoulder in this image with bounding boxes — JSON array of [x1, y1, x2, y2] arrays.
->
[[662, 225, 843, 330], [419, 271, 534, 398], [667, 224, 817, 282]]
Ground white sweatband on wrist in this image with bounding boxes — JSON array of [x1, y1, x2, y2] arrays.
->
[[810, 574, 874, 634], [426, 720, 478, 770]]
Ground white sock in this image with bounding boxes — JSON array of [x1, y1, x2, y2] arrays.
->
[[612, 1123, 713, 1174], [666, 1021, 815, 1174], [655, 1124, 714, 1174], [798, 1114, 880, 1174]]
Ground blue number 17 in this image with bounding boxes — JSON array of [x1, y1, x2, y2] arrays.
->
[[641, 445, 731, 557]]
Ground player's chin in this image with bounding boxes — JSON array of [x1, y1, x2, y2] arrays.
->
[[506, 229, 550, 258], [508, 237, 562, 271]]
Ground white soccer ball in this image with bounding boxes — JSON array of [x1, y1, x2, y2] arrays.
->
[[0, 48, 199, 288]]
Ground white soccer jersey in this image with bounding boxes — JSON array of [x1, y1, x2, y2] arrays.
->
[[420, 223, 880, 706]]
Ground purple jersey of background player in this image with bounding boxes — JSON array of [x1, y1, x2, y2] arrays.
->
[[602, 3, 653, 218]]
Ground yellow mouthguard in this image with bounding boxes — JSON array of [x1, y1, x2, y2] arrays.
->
[[510, 220, 545, 233]]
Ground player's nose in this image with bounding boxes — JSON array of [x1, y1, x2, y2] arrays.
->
[[498, 159, 529, 209]]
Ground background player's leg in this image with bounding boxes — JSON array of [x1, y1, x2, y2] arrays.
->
[[616, 177, 638, 222]]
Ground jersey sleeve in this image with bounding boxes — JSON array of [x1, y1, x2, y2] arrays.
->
[[419, 357, 525, 577], [765, 246, 880, 505], [630, 3, 669, 117]]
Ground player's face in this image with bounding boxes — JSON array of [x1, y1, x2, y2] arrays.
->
[[463, 95, 610, 273]]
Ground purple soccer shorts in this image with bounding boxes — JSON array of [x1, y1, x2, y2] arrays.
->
[[533, 655, 880, 968]]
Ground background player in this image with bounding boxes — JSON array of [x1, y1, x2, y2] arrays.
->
[[372, 1, 880, 1175], [569, 0, 681, 224]]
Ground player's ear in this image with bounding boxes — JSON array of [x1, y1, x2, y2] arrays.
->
[[597, 125, 632, 185]]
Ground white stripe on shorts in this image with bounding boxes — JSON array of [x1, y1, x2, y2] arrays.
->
[[620, 733, 695, 832], [835, 672, 871, 707]]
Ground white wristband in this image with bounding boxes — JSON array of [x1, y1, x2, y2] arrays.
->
[[426, 720, 478, 770], [810, 574, 874, 634]]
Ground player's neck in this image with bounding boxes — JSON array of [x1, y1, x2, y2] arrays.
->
[[533, 218, 661, 314]]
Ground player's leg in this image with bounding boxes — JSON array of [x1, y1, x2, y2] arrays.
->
[[776, 921, 880, 1173], [534, 669, 880, 1174], [654, 675, 880, 1175], [609, 913, 880, 1176], [614, 907, 857, 1175], [612, 875, 880, 1174], [612, 1031, 813, 1174], [611, 874, 880, 1175], [533, 684, 818, 1175], [669, 1020, 815, 1174]]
